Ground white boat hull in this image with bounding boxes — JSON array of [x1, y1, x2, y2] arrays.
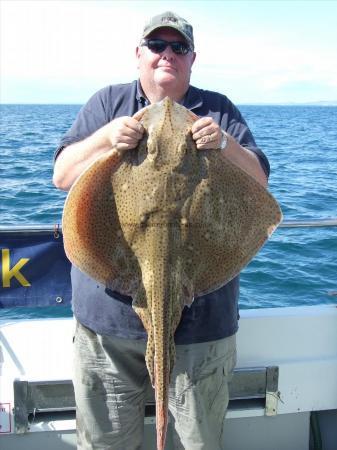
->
[[1, 305, 337, 449]]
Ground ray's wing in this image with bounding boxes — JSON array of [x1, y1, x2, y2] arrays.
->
[[178, 150, 282, 296], [62, 148, 142, 295]]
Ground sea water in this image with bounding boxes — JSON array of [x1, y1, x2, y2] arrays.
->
[[1, 103, 336, 319]]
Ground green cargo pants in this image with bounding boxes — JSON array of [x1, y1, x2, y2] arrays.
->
[[73, 321, 236, 450]]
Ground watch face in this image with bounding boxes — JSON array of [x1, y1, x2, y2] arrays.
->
[[221, 132, 228, 150]]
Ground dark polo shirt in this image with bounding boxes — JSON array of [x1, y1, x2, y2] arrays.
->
[[55, 80, 269, 344]]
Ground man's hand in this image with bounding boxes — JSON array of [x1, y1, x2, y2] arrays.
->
[[191, 117, 222, 150], [105, 116, 144, 151], [53, 116, 144, 191]]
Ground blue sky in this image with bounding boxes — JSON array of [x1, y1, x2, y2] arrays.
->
[[1, 0, 337, 104]]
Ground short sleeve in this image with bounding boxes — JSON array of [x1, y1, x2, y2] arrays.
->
[[224, 101, 270, 178], [53, 90, 109, 161]]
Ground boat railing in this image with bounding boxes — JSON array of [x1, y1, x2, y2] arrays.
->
[[1, 219, 335, 309], [1, 218, 337, 234], [279, 218, 337, 228], [13, 366, 280, 433]]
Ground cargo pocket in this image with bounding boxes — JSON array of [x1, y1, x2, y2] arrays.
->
[[72, 323, 122, 436], [174, 348, 236, 433]]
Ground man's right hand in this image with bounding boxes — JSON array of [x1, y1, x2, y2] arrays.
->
[[104, 116, 144, 151], [53, 117, 144, 191]]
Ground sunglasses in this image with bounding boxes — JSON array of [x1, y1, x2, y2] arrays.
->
[[141, 39, 191, 55]]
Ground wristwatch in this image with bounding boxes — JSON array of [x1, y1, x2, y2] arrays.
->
[[220, 130, 228, 151]]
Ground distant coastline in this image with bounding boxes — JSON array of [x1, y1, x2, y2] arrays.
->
[[1, 101, 337, 107], [238, 101, 337, 107]]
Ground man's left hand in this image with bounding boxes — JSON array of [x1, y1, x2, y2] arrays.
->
[[191, 117, 222, 150]]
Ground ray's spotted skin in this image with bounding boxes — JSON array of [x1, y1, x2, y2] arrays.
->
[[62, 98, 282, 450]]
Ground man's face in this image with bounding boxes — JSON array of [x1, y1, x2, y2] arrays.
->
[[136, 27, 196, 95]]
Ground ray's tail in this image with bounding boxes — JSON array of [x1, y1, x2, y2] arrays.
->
[[152, 308, 172, 450], [155, 391, 169, 450], [140, 224, 186, 450], [144, 254, 176, 450], [153, 332, 175, 450]]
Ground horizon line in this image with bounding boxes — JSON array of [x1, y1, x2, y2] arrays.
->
[[1, 101, 337, 106]]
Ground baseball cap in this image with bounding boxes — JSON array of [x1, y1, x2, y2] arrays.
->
[[141, 11, 194, 50]]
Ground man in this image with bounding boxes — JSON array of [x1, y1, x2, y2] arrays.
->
[[53, 11, 269, 450]]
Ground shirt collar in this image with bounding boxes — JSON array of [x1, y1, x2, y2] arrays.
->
[[136, 79, 149, 106], [182, 85, 203, 111]]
